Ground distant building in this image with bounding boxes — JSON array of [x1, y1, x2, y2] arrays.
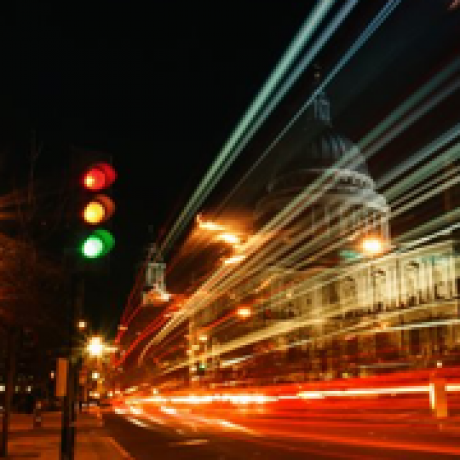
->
[[187, 91, 460, 387]]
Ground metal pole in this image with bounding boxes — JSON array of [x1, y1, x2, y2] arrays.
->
[[60, 293, 72, 460], [60, 273, 84, 460], [1, 326, 18, 458]]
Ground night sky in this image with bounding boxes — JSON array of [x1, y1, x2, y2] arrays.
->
[[0, 1, 458, 334], [0, 1, 315, 332]]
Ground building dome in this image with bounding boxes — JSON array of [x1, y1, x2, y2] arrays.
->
[[294, 126, 368, 173], [255, 89, 389, 235], [268, 125, 372, 194]]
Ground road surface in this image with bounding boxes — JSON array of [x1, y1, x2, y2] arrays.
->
[[102, 394, 460, 459]]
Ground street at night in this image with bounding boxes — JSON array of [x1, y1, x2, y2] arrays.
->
[[102, 394, 460, 460], [1, 1, 460, 459]]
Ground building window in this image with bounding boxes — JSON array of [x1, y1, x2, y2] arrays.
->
[[405, 263, 420, 306], [373, 270, 386, 312], [433, 261, 447, 299], [322, 282, 339, 305]]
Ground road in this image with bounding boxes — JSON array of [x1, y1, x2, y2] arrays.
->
[[101, 394, 460, 459]]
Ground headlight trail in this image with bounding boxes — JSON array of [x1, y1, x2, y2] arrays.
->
[[157, 0, 337, 260], [216, 0, 402, 213], [153, 206, 459, 373], [201, 120, 460, 305], [139, 160, 456, 368], [118, 60, 460, 336], [189, 80, 460, 307], [374, 76, 460, 190], [153, 0, 397, 305], [160, 297, 459, 377], [128, 5, 460, 378], [389, 165, 460, 210], [379, 120, 460, 197]]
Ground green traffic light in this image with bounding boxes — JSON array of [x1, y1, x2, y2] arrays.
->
[[82, 236, 104, 258], [81, 229, 115, 259]]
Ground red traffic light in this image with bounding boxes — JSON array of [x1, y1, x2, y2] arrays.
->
[[83, 162, 116, 191]]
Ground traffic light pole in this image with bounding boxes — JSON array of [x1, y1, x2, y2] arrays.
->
[[0, 326, 18, 459], [59, 152, 116, 458], [60, 272, 84, 460]]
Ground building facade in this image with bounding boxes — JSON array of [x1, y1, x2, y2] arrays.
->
[[186, 92, 460, 388]]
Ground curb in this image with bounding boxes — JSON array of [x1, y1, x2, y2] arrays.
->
[[106, 436, 135, 460]]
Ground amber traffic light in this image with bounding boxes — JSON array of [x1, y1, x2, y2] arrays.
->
[[82, 195, 115, 225]]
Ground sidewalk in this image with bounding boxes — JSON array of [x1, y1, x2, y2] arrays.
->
[[4, 409, 131, 459]]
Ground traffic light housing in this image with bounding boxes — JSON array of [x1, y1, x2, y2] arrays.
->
[[82, 162, 116, 192], [81, 229, 115, 259], [79, 159, 116, 260]]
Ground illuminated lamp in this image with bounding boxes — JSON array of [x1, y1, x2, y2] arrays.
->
[[81, 229, 115, 259], [82, 195, 115, 225], [83, 162, 116, 192]]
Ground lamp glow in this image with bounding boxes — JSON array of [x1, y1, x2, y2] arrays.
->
[[361, 236, 384, 256], [87, 336, 104, 357], [83, 163, 116, 191], [236, 306, 252, 319], [82, 236, 104, 258], [81, 229, 115, 259], [83, 201, 106, 224], [84, 168, 106, 191]]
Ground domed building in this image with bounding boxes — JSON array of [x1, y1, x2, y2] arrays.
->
[[185, 91, 460, 388], [255, 91, 390, 259]]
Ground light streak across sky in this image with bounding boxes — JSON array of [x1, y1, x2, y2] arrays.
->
[[116, 2, 460, 386], [157, 0, 338, 259], [126, 0, 407, 366]]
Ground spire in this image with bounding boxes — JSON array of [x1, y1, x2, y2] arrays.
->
[[313, 91, 331, 124], [311, 64, 331, 124]]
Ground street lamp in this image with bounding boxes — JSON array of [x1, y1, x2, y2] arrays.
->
[[77, 320, 87, 331], [360, 236, 386, 314], [236, 306, 252, 319], [87, 336, 104, 358], [361, 236, 384, 257]]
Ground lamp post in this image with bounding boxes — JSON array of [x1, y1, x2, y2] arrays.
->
[[360, 235, 385, 314], [236, 306, 252, 319], [361, 236, 384, 257], [87, 336, 104, 358]]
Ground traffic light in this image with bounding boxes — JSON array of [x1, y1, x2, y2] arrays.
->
[[80, 161, 116, 259]]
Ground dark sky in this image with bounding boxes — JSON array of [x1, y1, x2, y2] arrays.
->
[[0, 1, 316, 332], [0, 1, 459, 334]]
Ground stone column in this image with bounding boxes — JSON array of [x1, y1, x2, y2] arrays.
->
[[447, 252, 456, 298], [424, 259, 434, 302]]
